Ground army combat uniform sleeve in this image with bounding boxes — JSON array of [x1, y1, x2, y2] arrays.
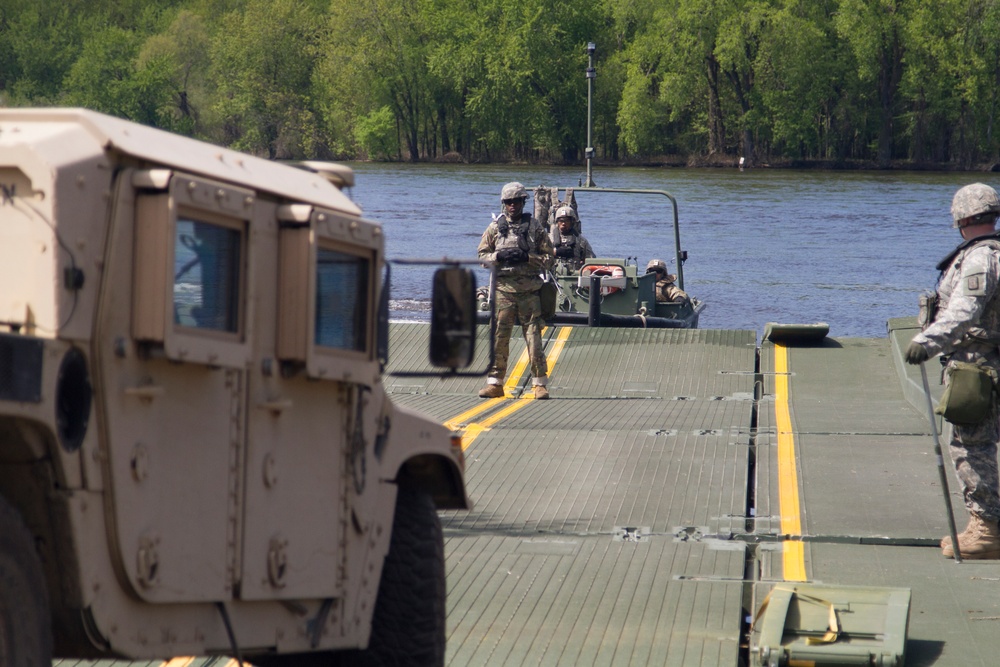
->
[[530, 227, 555, 272], [478, 223, 498, 264], [579, 236, 595, 260], [913, 244, 1000, 357]]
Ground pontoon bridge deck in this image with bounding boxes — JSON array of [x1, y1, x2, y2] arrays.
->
[[60, 318, 1000, 666]]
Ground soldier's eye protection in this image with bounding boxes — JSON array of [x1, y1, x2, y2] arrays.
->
[[503, 198, 525, 205]]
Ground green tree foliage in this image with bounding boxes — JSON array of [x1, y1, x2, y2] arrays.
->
[[355, 106, 397, 160], [209, 0, 323, 158], [3, 0, 1000, 166]]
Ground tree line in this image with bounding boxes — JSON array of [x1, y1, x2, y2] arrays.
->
[[3, 0, 1000, 168]]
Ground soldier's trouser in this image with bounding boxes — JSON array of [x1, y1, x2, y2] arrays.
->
[[949, 399, 1000, 523], [487, 289, 548, 385]]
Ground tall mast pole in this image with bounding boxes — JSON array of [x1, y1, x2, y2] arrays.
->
[[585, 42, 596, 187]]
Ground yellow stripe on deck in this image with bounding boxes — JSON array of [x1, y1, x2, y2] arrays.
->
[[446, 327, 573, 449], [774, 343, 807, 581]]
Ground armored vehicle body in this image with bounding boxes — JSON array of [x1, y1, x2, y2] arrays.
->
[[0, 108, 469, 664]]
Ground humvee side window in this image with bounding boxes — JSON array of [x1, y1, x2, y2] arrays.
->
[[132, 169, 254, 368], [174, 219, 242, 333], [315, 248, 369, 351]]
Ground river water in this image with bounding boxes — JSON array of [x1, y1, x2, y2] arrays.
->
[[347, 163, 995, 339]]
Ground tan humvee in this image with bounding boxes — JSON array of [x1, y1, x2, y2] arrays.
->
[[0, 108, 470, 665]]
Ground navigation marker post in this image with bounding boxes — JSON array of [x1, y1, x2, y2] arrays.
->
[[584, 42, 596, 188]]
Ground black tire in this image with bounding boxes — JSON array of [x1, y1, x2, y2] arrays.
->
[[255, 487, 446, 667], [0, 496, 52, 666], [347, 487, 446, 667]]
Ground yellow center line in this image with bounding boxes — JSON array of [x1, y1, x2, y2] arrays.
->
[[774, 342, 807, 582], [447, 326, 574, 449], [442, 325, 548, 431], [443, 397, 505, 431]]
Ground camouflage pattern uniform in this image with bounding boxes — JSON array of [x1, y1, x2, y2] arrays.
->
[[478, 208, 554, 387], [654, 274, 690, 304], [554, 232, 594, 271], [912, 236, 1000, 522], [646, 259, 691, 304]]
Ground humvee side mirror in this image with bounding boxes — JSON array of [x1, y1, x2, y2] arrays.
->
[[429, 267, 477, 369]]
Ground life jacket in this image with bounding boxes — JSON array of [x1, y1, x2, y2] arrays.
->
[[580, 264, 625, 295]]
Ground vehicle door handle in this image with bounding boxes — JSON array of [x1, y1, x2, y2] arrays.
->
[[124, 385, 165, 399], [258, 398, 293, 413]]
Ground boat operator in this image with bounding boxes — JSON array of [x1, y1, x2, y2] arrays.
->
[[477, 182, 555, 400], [646, 259, 691, 304], [905, 182, 1000, 559], [552, 205, 595, 271]]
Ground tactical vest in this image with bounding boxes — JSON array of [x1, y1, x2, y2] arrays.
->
[[493, 213, 545, 287]]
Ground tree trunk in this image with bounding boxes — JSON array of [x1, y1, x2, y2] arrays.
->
[[705, 54, 726, 155], [876, 33, 903, 168]]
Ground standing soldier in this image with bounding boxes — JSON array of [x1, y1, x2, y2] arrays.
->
[[905, 182, 1000, 559], [646, 259, 691, 304], [478, 182, 555, 399], [552, 205, 595, 271]]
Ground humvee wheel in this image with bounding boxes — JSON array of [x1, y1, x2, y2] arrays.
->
[[255, 487, 446, 667], [0, 496, 52, 666]]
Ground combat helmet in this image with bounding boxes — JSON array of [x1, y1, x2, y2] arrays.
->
[[554, 205, 578, 222], [501, 182, 527, 202], [646, 259, 667, 274], [951, 183, 1000, 227]]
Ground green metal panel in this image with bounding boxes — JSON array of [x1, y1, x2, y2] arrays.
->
[[808, 543, 1000, 667], [548, 328, 757, 400], [443, 428, 749, 537], [445, 535, 745, 666]]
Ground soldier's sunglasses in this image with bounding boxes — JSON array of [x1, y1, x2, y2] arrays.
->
[[503, 198, 525, 205]]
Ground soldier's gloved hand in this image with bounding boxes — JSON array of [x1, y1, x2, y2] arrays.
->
[[496, 248, 528, 264], [904, 342, 930, 365], [555, 245, 574, 259]]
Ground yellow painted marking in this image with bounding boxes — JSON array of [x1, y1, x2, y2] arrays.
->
[[447, 327, 574, 449], [443, 397, 505, 431], [503, 338, 535, 391], [165, 659, 196, 667], [774, 343, 807, 581]]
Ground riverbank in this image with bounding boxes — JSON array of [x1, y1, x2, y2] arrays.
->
[[425, 150, 1000, 172]]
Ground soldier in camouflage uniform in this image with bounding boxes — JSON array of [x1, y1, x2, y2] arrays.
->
[[646, 259, 690, 304], [552, 205, 594, 272], [906, 182, 1000, 559], [478, 182, 555, 400]]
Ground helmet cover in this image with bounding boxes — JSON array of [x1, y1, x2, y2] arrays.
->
[[646, 259, 667, 273], [951, 183, 1000, 226], [554, 205, 578, 222], [500, 182, 527, 202]]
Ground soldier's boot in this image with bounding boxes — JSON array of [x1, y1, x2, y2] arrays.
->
[[940, 516, 976, 549], [478, 384, 505, 399], [942, 514, 1000, 559], [533, 385, 550, 400]]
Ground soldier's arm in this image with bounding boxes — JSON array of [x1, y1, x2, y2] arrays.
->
[[530, 231, 555, 270], [915, 246, 1000, 356], [580, 237, 595, 259], [477, 225, 497, 263]]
